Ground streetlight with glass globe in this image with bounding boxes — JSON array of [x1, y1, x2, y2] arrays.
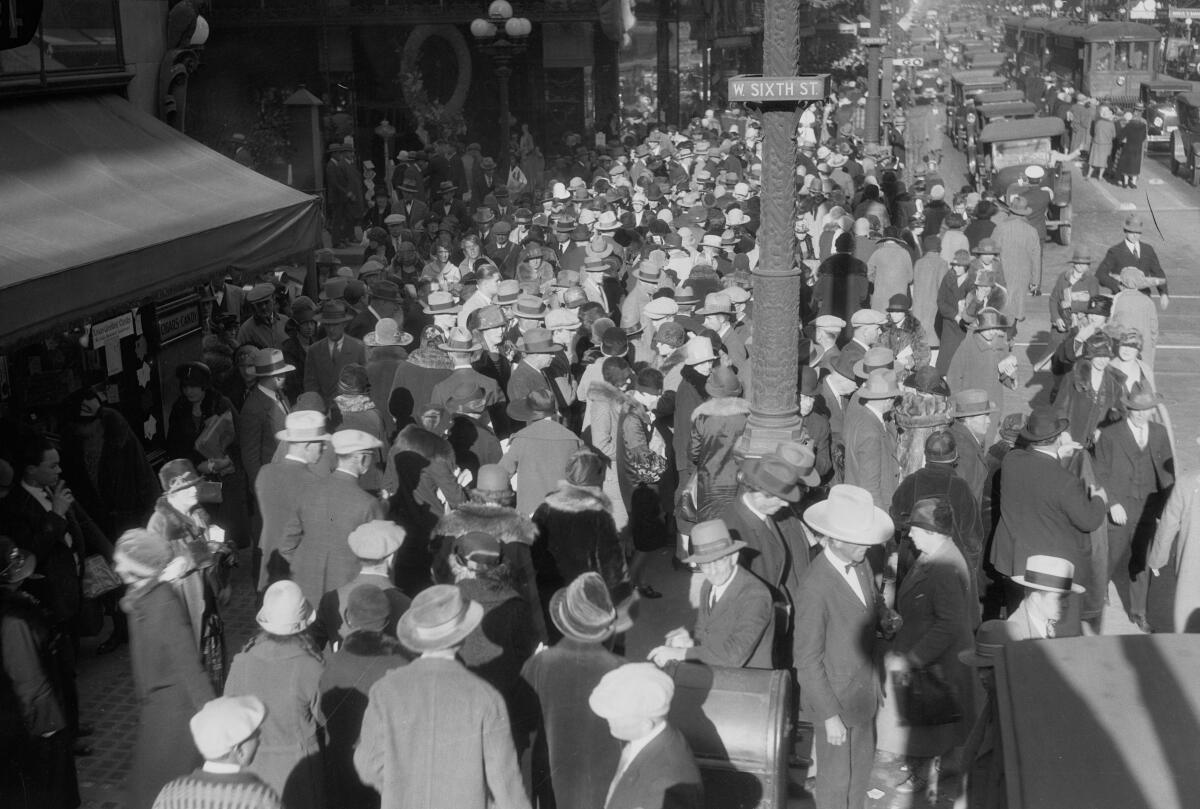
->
[[471, 0, 532, 177]]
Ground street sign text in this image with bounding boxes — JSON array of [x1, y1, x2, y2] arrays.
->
[[728, 75, 829, 101], [893, 57, 924, 67]]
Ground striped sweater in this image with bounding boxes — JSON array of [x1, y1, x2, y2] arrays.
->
[[152, 769, 282, 809]]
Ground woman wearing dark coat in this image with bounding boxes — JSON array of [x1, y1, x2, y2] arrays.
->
[[1055, 334, 1126, 448], [688, 368, 751, 519], [115, 530, 216, 809], [934, 256, 975, 375], [1115, 113, 1148, 188], [382, 423, 465, 596], [813, 232, 870, 321], [617, 367, 670, 594]]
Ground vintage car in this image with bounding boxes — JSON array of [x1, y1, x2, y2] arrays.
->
[[913, 66, 946, 102], [947, 70, 1009, 138], [1171, 92, 1200, 186], [1141, 79, 1191, 149], [972, 117, 1073, 244], [965, 51, 1007, 73], [950, 90, 1027, 147]]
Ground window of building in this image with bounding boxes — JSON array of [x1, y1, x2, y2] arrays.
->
[[0, 0, 122, 83]]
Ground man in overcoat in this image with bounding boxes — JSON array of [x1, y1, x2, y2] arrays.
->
[[284, 430, 386, 608], [236, 348, 294, 488], [648, 519, 775, 670], [304, 301, 367, 405], [990, 197, 1041, 321], [795, 484, 893, 809], [1095, 214, 1169, 310], [843, 368, 901, 508]]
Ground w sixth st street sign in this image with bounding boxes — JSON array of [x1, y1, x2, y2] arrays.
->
[[728, 75, 830, 102]]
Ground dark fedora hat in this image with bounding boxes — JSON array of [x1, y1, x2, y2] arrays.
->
[[1020, 406, 1070, 443], [970, 308, 1010, 332], [952, 388, 996, 418], [739, 453, 802, 503], [317, 300, 354, 325], [517, 328, 558, 354], [550, 571, 620, 642], [507, 388, 558, 422]]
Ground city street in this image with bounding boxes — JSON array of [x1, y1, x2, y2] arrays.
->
[[70, 106, 1200, 809]]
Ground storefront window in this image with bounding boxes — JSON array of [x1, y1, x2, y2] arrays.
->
[[618, 18, 707, 128], [0, 0, 122, 82]]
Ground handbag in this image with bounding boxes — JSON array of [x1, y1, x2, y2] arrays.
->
[[892, 666, 962, 727], [81, 554, 122, 599], [194, 410, 235, 460], [674, 470, 700, 524]]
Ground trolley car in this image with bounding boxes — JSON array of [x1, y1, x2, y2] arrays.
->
[[1001, 16, 1162, 105]]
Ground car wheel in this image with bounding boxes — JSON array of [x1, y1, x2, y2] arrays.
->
[[1057, 224, 1071, 246]]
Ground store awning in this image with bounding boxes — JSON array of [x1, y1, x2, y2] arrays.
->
[[0, 93, 322, 346]]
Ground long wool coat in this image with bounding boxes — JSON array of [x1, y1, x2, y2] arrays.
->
[[532, 482, 627, 608], [124, 582, 215, 809], [354, 656, 532, 809], [284, 470, 385, 608], [990, 215, 1040, 321], [224, 638, 325, 809], [1149, 472, 1200, 632], [688, 396, 751, 516], [519, 639, 624, 809]]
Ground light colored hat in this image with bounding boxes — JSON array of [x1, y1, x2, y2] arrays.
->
[[683, 335, 717, 365], [803, 483, 894, 545], [439, 326, 484, 353], [397, 584, 484, 652], [850, 308, 886, 327], [364, 317, 413, 347], [189, 696, 267, 760], [348, 520, 406, 560], [589, 662, 675, 720], [643, 297, 679, 320], [1024, 165, 1046, 180], [684, 518, 746, 564], [1013, 555, 1086, 594], [256, 580, 315, 635], [551, 572, 621, 642], [814, 314, 846, 331], [545, 307, 581, 329], [952, 389, 997, 418], [695, 292, 734, 316], [331, 429, 383, 455], [275, 410, 333, 443], [383, 213, 406, 226], [253, 348, 295, 377], [723, 285, 751, 304], [422, 291, 461, 315], [113, 528, 174, 580]]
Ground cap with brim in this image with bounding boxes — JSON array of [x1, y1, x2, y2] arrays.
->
[[396, 584, 485, 653], [254, 348, 295, 377], [256, 580, 315, 635], [740, 454, 802, 503], [951, 389, 996, 418], [850, 308, 887, 327], [1012, 555, 1086, 594], [422, 291, 461, 315], [803, 484, 894, 545], [684, 519, 747, 564]]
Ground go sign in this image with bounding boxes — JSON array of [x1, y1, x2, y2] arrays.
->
[[892, 57, 925, 67]]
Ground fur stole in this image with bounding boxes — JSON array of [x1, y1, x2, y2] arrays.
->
[[543, 482, 613, 514], [587, 379, 637, 411], [435, 501, 536, 546], [690, 396, 751, 421]]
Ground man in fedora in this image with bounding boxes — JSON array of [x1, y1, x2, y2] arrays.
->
[[620, 261, 662, 328], [520, 572, 626, 809], [238, 348, 296, 488], [284, 430, 386, 607], [430, 326, 503, 417], [817, 354, 860, 470], [255, 410, 331, 591], [433, 179, 471, 225], [355, 585, 532, 809], [1093, 389, 1173, 631], [314, 520, 410, 646], [304, 300, 367, 405], [485, 221, 520, 277], [797, 367, 834, 480], [501, 389, 585, 517], [395, 176, 429, 230], [947, 309, 1017, 442], [990, 407, 1107, 625], [650, 518, 774, 669], [844, 368, 902, 508], [347, 280, 403, 341], [443, 380, 503, 483], [949, 389, 998, 503], [1095, 214, 1169, 311], [957, 620, 1018, 809], [696, 292, 749, 377], [1007, 555, 1087, 640], [795, 484, 894, 809], [588, 663, 703, 809], [990, 193, 1041, 316], [508, 327, 572, 416]]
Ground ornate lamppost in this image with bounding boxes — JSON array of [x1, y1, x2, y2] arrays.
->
[[471, 1, 532, 176]]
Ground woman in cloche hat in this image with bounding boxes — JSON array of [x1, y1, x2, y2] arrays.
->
[[224, 580, 325, 809]]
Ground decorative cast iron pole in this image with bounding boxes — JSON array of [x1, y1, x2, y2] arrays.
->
[[735, 0, 804, 458]]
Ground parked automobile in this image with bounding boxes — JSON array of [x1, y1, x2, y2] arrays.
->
[[972, 117, 1073, 244], [1141, 79, 1191, 150]]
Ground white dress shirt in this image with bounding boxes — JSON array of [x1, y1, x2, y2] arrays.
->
[[824, 546, 867, 606]]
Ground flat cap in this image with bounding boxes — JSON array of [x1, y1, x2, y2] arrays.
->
[[348, 520, 406, 560]]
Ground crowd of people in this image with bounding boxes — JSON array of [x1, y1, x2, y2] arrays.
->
[[2, 88, 1196, 809]]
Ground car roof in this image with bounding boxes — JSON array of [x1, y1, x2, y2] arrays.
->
[[1142, 79, 1191, 91], [979, 116, 1066, 142], [952, 70, 1006, 85], [978, 101, 1039, 118]]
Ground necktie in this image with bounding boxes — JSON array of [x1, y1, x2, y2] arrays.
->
[[276, 392, 290, 414], [1046, 619, 1057, 639], [845, 563, 855, 574], [330, 339, 338, 362], [1132, 245, 1139, 260]]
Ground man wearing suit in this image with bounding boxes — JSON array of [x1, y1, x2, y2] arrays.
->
[[843, 368, 902, 508], [304, 300, 367, 405], [696, 292, 750, 378], [346, 280, 403, 341], [1092, 390, 1174, 630], [795, 484, 893, 809], [1006, 555, 1086, 640], [949, 389, 996, 506], [589, 663, 703, 809], [431, 180, 471, 225], [648, 519, 775, 669], [817, 354, 859, 457], [429, 327, 502, 413], [485, 222, 521, 278], [237, 348, 295, 487], [839, 308, 885, 370], [255, 411, 330, 592], [284, 430, 386, 607], [807, 315, 844, 371], [989, 406, 1107, 619], [798, 368, 834, 481], [395, 176, 429, 227], [1095, 214, 1169, 310]]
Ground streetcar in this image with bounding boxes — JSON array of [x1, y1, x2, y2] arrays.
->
[[1001, 16, 1163, 105]]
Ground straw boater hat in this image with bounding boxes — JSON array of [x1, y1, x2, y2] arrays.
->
[[1012, 555, 1086, 594], [803, 484, 894, 545], [396, 584, 484, 653], [257, 580, 315, 635], [439, 326, 484, 354], [684, 519, 746, 564]]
